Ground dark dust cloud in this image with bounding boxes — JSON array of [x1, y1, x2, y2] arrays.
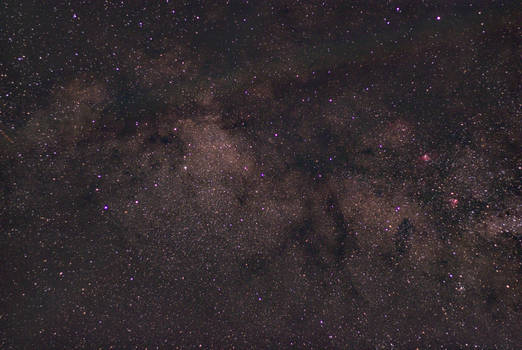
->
[[1, 1, 520, 348]]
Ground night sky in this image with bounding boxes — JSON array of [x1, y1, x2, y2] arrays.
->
[[1, 1, 521, 348]]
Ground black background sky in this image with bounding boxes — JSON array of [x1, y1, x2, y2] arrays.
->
[[1, 1, 520, 348]]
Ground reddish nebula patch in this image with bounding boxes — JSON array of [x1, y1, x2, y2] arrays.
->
[[449, 198, 459, 208], [420, 153, 431, 162]]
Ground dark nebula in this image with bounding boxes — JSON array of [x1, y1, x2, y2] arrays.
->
[[1, 1, 520, 348]]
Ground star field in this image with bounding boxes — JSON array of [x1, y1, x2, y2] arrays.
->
[[1, 1, 520, 348]]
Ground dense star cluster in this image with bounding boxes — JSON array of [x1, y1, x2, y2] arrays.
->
[[1, 1, 520, 348]]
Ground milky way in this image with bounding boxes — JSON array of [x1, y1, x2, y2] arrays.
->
[[1, 1, 520, 348]]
